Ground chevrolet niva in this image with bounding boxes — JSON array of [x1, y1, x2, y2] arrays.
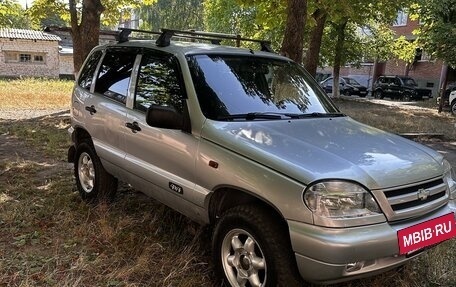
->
[[68, 29, 456, 286]]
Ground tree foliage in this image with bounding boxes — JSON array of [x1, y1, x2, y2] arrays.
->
[[29, 0, 155, 73], [418, 0, 456, 67], [204, 0, 285, 50], [138, 0, 204, 31], [0, 0, 30, 28]]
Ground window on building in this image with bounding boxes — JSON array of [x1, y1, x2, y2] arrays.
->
[[4, 52, 17, 62], [4, 52, 47, 64], [34, 55, 44, 62], [20, 54, 32, 62], [394, 11, 408, 26], [415, 48, 432, 62]]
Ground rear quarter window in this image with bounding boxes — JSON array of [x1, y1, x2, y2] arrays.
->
[[78, 50, 102, 90]]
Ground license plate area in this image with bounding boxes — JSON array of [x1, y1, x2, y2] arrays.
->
[[397, 213, 456, 255]]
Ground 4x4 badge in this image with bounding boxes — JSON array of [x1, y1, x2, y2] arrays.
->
[[417, 188, 430, 201], [169, 182, 183, 194]]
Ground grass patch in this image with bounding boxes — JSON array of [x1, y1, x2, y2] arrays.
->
[[0, 78, 73, 110], [0, 114, 71, 160], [0, 158, 214, 286], [334, 98, 456, 141]]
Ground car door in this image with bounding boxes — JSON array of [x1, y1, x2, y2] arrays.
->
[[323, 78, 333, 93], [123, 51, 202, 217], [74, 48, 136, 173], [389, 77, 402, 98]]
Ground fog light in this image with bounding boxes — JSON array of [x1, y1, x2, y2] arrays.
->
[[346, 261, 364, 273]]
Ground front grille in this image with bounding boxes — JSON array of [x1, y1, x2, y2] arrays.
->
[[381, 178, 448, 221]]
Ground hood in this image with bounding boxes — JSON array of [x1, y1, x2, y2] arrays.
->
[[201, 117, 443, 190]]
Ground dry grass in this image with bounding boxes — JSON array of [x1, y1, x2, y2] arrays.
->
[[334, 98, 456, 141], [0, 78, 73, 110], [0, 116, 215, 286]]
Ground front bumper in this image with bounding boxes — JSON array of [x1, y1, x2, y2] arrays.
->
[[288, 204, 455, 284]]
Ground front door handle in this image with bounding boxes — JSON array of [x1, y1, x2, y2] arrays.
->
[[125, 122, 141, 133], [85, 105, 97, 115]]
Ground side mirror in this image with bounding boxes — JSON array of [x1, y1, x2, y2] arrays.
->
[[146, 105, 183, 130]]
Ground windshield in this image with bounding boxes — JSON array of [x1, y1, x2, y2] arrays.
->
[[401, 77, 417, 86], [343, 77, 361, 86], [187, 55, 340, 121]]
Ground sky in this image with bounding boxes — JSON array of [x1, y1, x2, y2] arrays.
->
[[18, 0, 34, 8]]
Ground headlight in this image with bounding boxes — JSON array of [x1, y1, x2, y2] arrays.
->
[[304, 181, 381, 219], [443, 159, 456, 199]]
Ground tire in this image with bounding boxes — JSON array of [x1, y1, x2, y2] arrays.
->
[[74, 141, 118, 202], [451, 101, 456, 115], [374, 90, 383, 99], [402, 93, 411, 101], [212, 205, 302, 287], [344, 89, 351, 96]]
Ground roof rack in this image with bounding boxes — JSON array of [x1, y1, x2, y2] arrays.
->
[[117, 28, 273, 53]]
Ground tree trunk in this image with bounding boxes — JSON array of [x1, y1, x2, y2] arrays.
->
[[438, 63, 448, 113], [69, 0, 104, 74], [280, 0, 307, 63], [332, 20, 348, 97], [304, 9, 327, 77]]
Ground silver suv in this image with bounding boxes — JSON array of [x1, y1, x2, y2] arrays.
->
[[68, 29, 456, 286]]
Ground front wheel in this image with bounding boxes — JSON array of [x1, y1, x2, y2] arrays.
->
[[374, 90, 383, 99], [212, 205, 302, 287], [74, 142, 118, 202], [451, 101, 456, 115]]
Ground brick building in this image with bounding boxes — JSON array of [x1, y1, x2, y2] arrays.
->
[[320, 12, 455, 96], [0, 29, 61, 78], [44, 26, 118, 78]]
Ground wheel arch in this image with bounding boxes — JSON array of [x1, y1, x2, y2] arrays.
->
[[68, 126, 94, 163], [73, 126, 93, 147], [208, 186, 288, 228]]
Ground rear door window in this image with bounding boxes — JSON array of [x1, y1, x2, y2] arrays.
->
[[94, 49, 137, 104]]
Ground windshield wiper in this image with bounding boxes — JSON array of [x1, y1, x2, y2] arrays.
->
[[217, 112, 283, 121], [217, 112, 345, 121], [291, 112, 346, 118]]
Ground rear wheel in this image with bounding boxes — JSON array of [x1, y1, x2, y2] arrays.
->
[[451, 101, 456, 115], [402, 93, 411, 101], [212, 205, 302, 287], [74, 142, 117, 202]]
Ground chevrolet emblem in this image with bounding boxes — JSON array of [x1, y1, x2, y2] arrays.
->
[[417, 188, 430, 201]]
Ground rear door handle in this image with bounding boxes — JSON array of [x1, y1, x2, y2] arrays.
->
[[85, 105, 97, 115], [125, 121, 141, 133]]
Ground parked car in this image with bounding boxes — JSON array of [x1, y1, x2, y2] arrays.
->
[[449, 90, 456, 114], [68, 28, 456, 286], [320, 76, 368, 97], [315, 72, 331, 83], [348, 74, 373, 95], [437, 82, 456, 114], [373, 75, 432, 100]]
